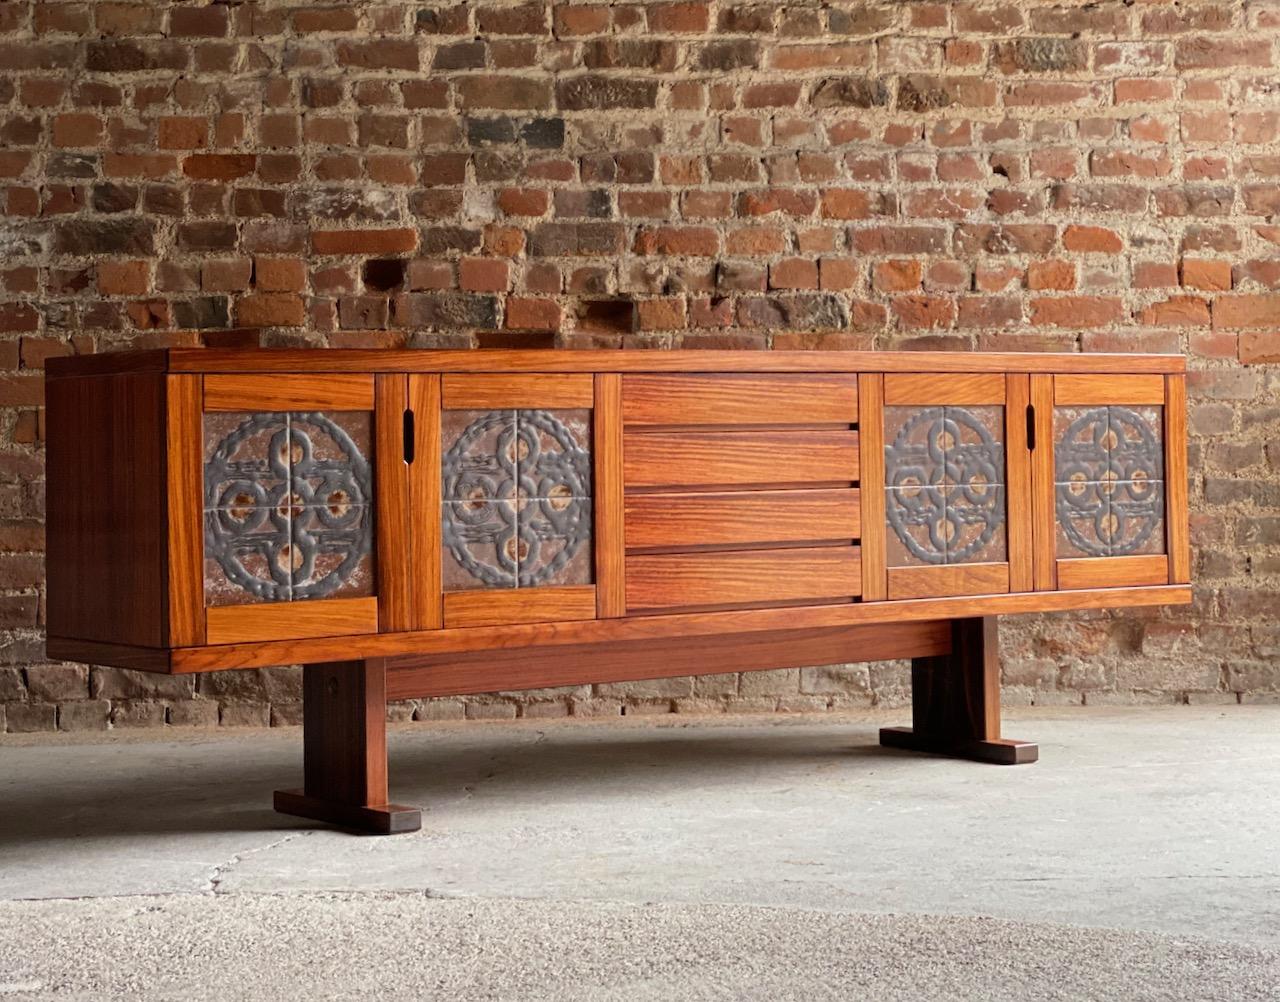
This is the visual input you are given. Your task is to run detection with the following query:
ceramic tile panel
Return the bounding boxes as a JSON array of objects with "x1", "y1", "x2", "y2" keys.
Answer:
[
  {"x1": 442, "y1": 408, "x2": 594, "y2": 590},
  {"x1": 203, "y1": 411, "x2": 376, "y2": 606},
  {"x1": 1054, "y1": 405, "x2": 1165, "y2": 558},
  {"x1": 885, "y1": 405, "x2": 1007, "y2": 568}
]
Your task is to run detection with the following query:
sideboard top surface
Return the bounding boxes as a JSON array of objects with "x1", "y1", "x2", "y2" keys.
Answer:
[{"x1": 46, "y1": 348, "x2": 1188, "y2": 380}]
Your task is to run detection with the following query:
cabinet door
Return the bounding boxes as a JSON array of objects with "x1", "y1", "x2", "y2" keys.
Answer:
[
  {"x1": 193, "y1": 374, "x2": 411, "y2": 644},
  {"x1": 435, "y1": 373, "x2": 618, "y2": 628},
  {"x1": 869, "y1": 373, "x2": 1033, "y2": 600},
  {"x1": 1032, "y1": 373, "x2": 1188, "y2": 590}
]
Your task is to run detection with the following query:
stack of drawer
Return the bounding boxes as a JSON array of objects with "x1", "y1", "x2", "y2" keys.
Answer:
[{"x1": 620, "y1": 374, "x2": 862, "y2": 614}]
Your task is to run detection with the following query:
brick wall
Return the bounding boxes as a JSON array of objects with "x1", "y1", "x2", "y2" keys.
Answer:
[{"x1": 0, "y1": 0, "x2": 1276, "y2": 732}]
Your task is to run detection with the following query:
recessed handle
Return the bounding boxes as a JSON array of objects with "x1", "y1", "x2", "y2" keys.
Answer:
[
  {"x1": 403, "y1": 409, "x2": 415, "y2": 464},
  {"x1": 1026, "y1": 404, "x2": 1036, "y2": 451}
]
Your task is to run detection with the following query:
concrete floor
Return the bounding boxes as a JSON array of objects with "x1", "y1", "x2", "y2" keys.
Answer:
[{"x1": 1, "y1": 706, "x2": 1278, "y2": 999}]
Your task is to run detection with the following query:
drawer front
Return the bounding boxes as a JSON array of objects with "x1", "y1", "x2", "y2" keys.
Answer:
[
  {"x1": 623, "y1": 431, "x2": 859, "y2": 489},
  {"x1": 625, "y1": 489, "x2": 860, "y2": 550},
  {"x1": 622, "y1": 374, "x2": 857, "y2": 426},
  {"x1": 626, "y1": 547, "x2": 862, "y2": 613}
]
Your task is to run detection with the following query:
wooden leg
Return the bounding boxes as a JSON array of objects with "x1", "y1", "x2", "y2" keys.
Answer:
[
  {"x1": 274, "y1": 658, "x2": 422, "y2": 834},
  {"x1": 879, "y1": 616, "x2": 1038, "y2": 765}
]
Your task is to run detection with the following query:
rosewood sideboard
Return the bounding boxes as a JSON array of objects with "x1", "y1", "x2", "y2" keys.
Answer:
[{"x1": 45, "y1": 350, "x2": 1191, "y2": 834}]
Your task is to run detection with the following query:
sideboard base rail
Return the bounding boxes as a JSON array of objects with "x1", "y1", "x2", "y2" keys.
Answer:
[
  {"x1": 275, "y1": 616, "x2": 1035, "y2": 836},
  {"x1": 880, "y1": 616, "x2": 1039, "y2": 765},
  {"x1": 274, "y1": 658, "x2": 422, "y2": 836}
]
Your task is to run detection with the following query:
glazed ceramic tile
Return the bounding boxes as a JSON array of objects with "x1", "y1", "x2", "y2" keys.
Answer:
[
  {"x1": 203, "y1": 506, "x2": 293, "y2": 605},
  {"x1": 1107, "y1": 479, "x2": 1166, "y2": 556},
  {"x1": 288, "y1": 411, "x2": 374, "y2": 509},
  {"x1": 517, "y1": 494, "x2": 595, "y2": 586},
  {"x1": 885, "y1": 485, "x2": 949, "y2": 567},
  {"x1": 1054, "y1": 404, "x2": 1164, "y2": 558},
  {"x1": 203, "y1": 411, "x2": 289, "y2": 510},
  {"x1": 442, "y1": 410, "x2": 519, "y2": 503},
  {"x1": 441, "y1": 407, "x2": 595, "y2": 590},
  {"x1": 1108, "y1": 405, "x2": 1164, "y2": 482},
  {"x1": 291, "y1": 503, "x2": 376, "y2": 600},
  {"x1": 442, "y1": 499, "x2": 520, "y2": 590},
  {"x1": 204, "y1": 408, "x2": 377, "y2": 607},
  {"x1": 516, "y1": 409, "x2": 593, "y2": 500},
  {"x1": 941, "y1": 405, "x2": 1005, "y2": 491},
  {"x1": 942, "y1": 482, "x2": 1007, "y2": 564},
  {"x1": 884, "y1": 406, "x2": 947, "y2": 491}
]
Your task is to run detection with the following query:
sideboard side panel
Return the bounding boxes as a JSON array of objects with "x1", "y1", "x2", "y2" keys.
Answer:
[
  {"x1": 166, "y1": 375, "x2": 205, "y2": 647},
  {"x1": 46, "y1": 372, "x2": 169, "y2": 648}
]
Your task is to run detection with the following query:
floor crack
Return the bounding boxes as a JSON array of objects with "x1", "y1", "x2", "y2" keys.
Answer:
[{"x1": 204, "y1": 830, "x2": 314, "y2": 894}]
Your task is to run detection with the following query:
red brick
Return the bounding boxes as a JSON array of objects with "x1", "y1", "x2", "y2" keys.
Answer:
[
  {"x1": 892, "y1": 296, "x2": 955, "y2": 329},
  {"x1": 459, "y1": 257, "x2": 510, "y2": 292},
  {"x1": 1063, "y1": 225, "x2": 1123, "y2": 254},
  {"x1": 1214, "y1": 295, "x2": 1280, "y2": 329},
  {"x1": 52, "y1": 113, "x2": 103, "y2": 148},
  {"x1": 646, "y1": 2, "x2": 710, "y2": 32},
  {"x1": 636, "y1": 297, "x2": 687, "y2": 330},
  {"x1": 201, "y1": 258, "x2": 252, "y2": 292},
  {"x1": 1027, "y1": 260, "x2": 1075, "y2": 291},
  {"x1": 818, "y1": 259, "x2": 858, "y2": 291},
  {"x1": 505, "y1": 297, "x2": 561, "y2": 331},
  {"x1": 235, "y1": 293, "x2": 306, "y2": 327},
  {"x1": 1030, "y1": 296, "x2": 1125, "y2": 327},
  {"x1": 182, "y1": 154, "x2": 255, "y2": 181},
  {"x1": 1137, "y1": 296, "x2": 1211, "y2": 328},
  {"x1": 1181, "y1": 259, "x2": 1232, "y2": 292},
  {"x1": 633, "y1": 226, "x2": 718, "y2": 256},
  {"x1": 873, "y1": 259, "x2": 922, "y2": 292},
  {"x1": 96, "y1": 260, "x2": 149, "y2": 296},
  {"x1": 1240, "y1": 332, "x2": 1280, "y2": 363},
  {"x1": 255, "y1": 258, "x2": 306, "y2": 292},
  {"x1": 769, "y1": 259, "x2": 819, "y2": 290},
  {"x1": 312, "y1": 228, "x2": 419, "y2": 255}
]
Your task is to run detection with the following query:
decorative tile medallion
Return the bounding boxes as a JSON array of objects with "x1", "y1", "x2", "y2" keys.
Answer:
[
  {"x1": 1055, "y1": 406, "x2": 1165, "y2": 559},
  {"x1": 884, "y1": 406, "x2": 1007, "y2": 566},
  {"x1": 203, "y1": 411, "x2": 375, "y2": 605},
  {"x1": 442, "y1": 408, "x2": 593, "y2": 590}
]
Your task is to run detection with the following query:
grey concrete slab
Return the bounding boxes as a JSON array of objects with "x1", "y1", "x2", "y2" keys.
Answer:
[
  {"x1": 2, "y1": 893, "x2": 1278, "y2": 1002},
  {"x1": 2, "y1": 707, "x2": 1278, "y2": 951}
]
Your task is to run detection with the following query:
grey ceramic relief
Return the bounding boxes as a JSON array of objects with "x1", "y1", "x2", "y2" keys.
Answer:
[
  {"x1": 884, "y1": 406, "x2": 1007, "y2": 567},
  {"x1": 203, "y1": 412, "x2": 375, "y2": 605},
  {"x1": 441, "y1": 409, "x2": 593, "y2": 590},
  {"x1": 1055, "y1": 406, "x2": 1165, "y2": 559}
]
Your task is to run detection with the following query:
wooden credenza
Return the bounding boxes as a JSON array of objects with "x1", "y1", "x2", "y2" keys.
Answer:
[{"x1": 45, "y1": 350, "x2": 1190, "y2": 833}]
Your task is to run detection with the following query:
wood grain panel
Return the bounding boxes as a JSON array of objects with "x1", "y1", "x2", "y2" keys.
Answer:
[
  {"x1": 626, "y1": 547, "x2": 861, "y2": 611},
  {"x1": 594, "y1": 374, "x2": 626, "y2": 617},
  {"x1": 621, "y1": 374, "x2": 856, "y2": 426},
  {"x1": 625, "y1": 489, "x2": 860, "y2": 550},
  {"x1": 409, "y1": 374, "x2": 442, "y2": 630},
  {"x1": 156, "y1": 349, "x2": 1187, "y2": 376},
  {"x1": 1165, "y1": 374, "x2": 1190, "y2": 584},
  {"x1": 1053, "y1": 374, "x2": 1165, "y2": 406},
  {"x1": 387, "y1": 620, "x2": 952, "y2": 700},
  {"x1": 203, "y1": 373, "x2": 374, "y2": 411},
  {"x1": 858, "y1": 373, "x2": 887, "y2": 601},
  {"x1": 884, "y1": 373, "x2": 1005, "y2": 405},
  {"x1": 375, "y1": 375, "x2": 413, "y2": 633},
  {"x1": 44, "y1": 637, "x2": 173, "y2": 674},
  {"x1": 1004, "y1": 374, "x2": 1034, "y2": 594},
  {"x1": 623, "y1": 431, "x2": 858, "y2": 488},
  {"x1": 166, "y1": 375, "x2": 205, "y2": 646},
  {"x1": 1056, "y1": 554, "x2": 1169, "y2": 591},
  {"x1": 173, "y1": 584, "x2": 1192, "y2": 672},
  {"x1": 887, "y1": 563, "x2": 1010, "y2": 601},
  {"x1": 205, "y1": 596, "x2": 378, "y2": 644},
  {"x1": 441, "y1": 373, "x2": 593, "y2": 410},
  {"x1": 1030, "y1": 374, "x2": 1057, "y2": 592},
  {"x1": 442, "y1": 586, "x2": 597, "y2": 629},
  {"x1": 46, "y1": 372, "x2": 168, "y2": 648}
]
